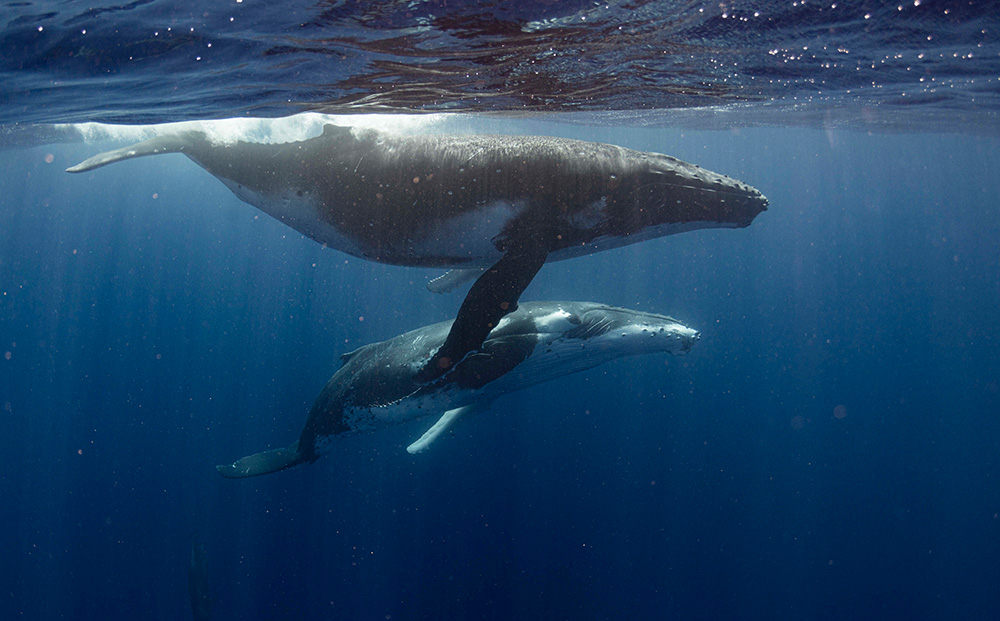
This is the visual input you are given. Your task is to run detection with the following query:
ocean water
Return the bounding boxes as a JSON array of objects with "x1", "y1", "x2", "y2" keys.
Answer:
[
  {"x1": 2, "y1": 0, "x2": 999, "y2": 129},
  {"x1": 2, "y1": 2, "x2": 1000, "y2": 621}
]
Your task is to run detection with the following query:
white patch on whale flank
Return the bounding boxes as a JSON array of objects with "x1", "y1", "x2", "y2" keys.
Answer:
[
  {"x1": 216, "y1": 178, "x2": 367, "y2": 257},
  {"x1": 533, "y1": 307, "x2": 577, "y2": 336},
  {"x1": 409, "y1": 199, "x2": 527, "y2": 264}
]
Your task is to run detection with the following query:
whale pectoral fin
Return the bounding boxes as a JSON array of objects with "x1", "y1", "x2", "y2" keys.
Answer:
[
  {"x1": 66, "y1": 132, "x2": 199, "y2": 173},
  {"x1": 216, "y1": 440, "x2": 305, "y2": 478},
  {"x1": 407, "y1": 404, "x2": 479, "y2": 454},
  {"x1": 415, "y1": 240, "x2": 549, "y2": 382},
  {"x1": 426, "y1": 268, "x2": 485, "y2": 294}
]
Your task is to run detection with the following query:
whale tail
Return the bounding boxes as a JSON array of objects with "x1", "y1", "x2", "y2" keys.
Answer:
[
  {"x1": 66, "y1": 131, "x2": 201, "y2": 173},
  {"x1": 216, "y1": 441, "x2": 307, "y2": 478}
]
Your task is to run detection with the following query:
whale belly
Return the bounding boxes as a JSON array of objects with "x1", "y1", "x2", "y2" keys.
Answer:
[
  {"x1": 334, "y1": 388, "x2": 482, "y2": 437},
  {"x1": 219, "y1": 178, "x2": 368, "y2": 257},
  {"x1": 407, "y1": 200, "x2": 527, "y2": 266}
]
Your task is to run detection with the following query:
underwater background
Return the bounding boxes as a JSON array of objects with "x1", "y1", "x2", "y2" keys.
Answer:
[{"x1": 2, "y1": 1, "x2": 1000, "y2": 620}]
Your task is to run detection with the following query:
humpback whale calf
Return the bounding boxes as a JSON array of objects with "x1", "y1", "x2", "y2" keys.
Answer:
[
  {"x1": 68, "y1": 125, "x2": 762, "y2": 379},
  {"x1": 216, "y1": 301, "x2": 699, "y2": 478}
]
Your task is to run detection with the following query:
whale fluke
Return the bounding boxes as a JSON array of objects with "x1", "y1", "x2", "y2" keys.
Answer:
[
  {"x1": 66, "y1": 132, "x2": 200, "y2": 173},
  {"x1": 215, "y1": 441, "x2": 306, "y2": 478}
]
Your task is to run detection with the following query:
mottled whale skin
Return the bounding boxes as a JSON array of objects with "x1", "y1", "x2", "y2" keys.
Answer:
[
  {"x1": 216, "y1": 301, "x2": 699, "y2": 478},
  {"x1": 68, "y1": 125, "x2": 761, "y2": 378}
]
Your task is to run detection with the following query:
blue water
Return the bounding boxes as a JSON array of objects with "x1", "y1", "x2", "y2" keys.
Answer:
[
  {"x1": 3, "y1": 121, "x2": 998, "y2": 619},
  {"x1": 2, "y1": 0, "x2": 999, "y2": 129},
  {"x1": 2, "y1": 2, "x2": 1000, "y2": 620}
]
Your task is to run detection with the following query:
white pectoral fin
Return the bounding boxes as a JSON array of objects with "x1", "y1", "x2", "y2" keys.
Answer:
[
  {"x1": 426, "y1": 268, "x2": 485, "y2": 294},
  {"x1": 407, "y1": 405, "x2": 478, "y2": 454}
]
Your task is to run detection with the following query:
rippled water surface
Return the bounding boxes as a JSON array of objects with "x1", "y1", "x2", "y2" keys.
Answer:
[{"x1": 2, "y1": 0, "x2": 998, "y2": 129}]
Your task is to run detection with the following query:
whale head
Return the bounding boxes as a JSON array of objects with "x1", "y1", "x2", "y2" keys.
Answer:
[
  {"x1": 539, "y1": 301, "x2": 699, "y2": 353},
  {"x1": 614, "y1": 152, "x2": 768, "y2": 235},
  {"x1": 493, "y1": 302, "x2": 700, "y2": 387}
]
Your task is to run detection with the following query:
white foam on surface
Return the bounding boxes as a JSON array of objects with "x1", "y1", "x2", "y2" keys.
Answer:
[{"x1": 70, "y1": 113, "x2": 458, "y2": 147}]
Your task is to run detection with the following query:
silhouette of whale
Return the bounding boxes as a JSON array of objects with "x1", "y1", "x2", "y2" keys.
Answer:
[
  {"x1": 216, "y1": 301, "x2": 699, "y2": 478},
  {"x1": 69, "y1": 124, "x2": 763, "y2": 379}
]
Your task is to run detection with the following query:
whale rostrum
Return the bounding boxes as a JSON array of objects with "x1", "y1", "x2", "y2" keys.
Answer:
[
  {"x1": 215, "y1": 301, "x2": 700, "y2": 478},
  {"x1": 68, "y1": 124, "x2": 764, "y2": 379}
]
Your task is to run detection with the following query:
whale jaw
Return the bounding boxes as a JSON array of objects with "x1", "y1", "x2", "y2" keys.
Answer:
[{"x1": 492, "y1": 304, "x2": 699, "y2": 390}]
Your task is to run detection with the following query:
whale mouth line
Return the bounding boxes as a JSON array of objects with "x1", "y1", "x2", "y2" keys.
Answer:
[{"x1": 638, "y1": 180, "x2": 767, "y2": 202}]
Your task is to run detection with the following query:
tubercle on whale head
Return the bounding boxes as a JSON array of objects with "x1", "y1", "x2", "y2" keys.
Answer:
[
  {"x1": 681, "y1": 329, "x2": 701, "y2": 352},
  {"x1": 568, "y1": 305, "x2": 700, "y2": 356},
  {"x1": 625, "y1": 155, "x2": 768, "y2": 229}
]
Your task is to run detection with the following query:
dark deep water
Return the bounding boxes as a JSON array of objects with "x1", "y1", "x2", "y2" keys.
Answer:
[
  {"x1": 2, "y1": 121, "x2": 999, "y2": 620},
  {"x1": 2, "y1": 1, "x2": 1000, "y2": 620}
]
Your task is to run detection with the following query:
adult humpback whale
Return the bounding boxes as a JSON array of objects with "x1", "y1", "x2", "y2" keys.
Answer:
[
  {"x1": 216, "y1": 301, "x2": 699, "y2": 478},
  {"x1": 68, "y1": 124, "x2": 762, "y2": 378}
]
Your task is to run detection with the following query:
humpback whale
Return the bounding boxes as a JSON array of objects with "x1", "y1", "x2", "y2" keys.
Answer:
[
  {"x1": 68, "y1": 125, "x2": 762, "y2": 378},
  {"x1": 216, "y1": 301, "x2": 699, "y2": 478}
]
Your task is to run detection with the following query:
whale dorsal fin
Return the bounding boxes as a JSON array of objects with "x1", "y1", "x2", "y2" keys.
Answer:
[
  {"x1": 321, "y1": 124, "x2": 352, "y2": 138},
  {"x1": 340, "y1": 346, "x2": 365, "y2": 365}
]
